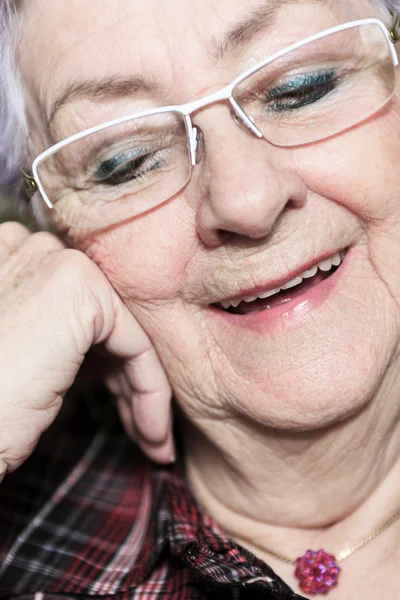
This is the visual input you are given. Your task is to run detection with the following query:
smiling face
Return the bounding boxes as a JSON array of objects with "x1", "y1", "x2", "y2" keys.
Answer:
[{"x1": 20, "y1": 0, "x2": 400, "y2": 434}]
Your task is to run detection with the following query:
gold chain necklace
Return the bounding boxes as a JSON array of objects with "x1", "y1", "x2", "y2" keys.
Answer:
[{"x1": 241, "y1": 510, "x2": 400, "y2": 596}]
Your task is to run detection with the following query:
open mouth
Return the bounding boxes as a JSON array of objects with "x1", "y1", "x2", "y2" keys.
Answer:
[{"x1": 213, "y1": 250, "x2": 347, "y2": 315}]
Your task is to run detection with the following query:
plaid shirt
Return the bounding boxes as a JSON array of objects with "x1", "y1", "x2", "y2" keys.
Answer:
[{"x1": 0, "y1": 393, "x2": 305, "y2": 600}]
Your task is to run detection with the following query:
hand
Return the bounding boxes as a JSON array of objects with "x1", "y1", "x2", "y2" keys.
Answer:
[{"x1": 0, "y1": 222, "x2": 174, "y2": 481}]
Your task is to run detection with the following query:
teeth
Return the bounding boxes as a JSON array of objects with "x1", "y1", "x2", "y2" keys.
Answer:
[
  {"x1": 318, "y1": 258, "x2": 334, "y2": 272},
  {"x1": 221, "y1": 300, "x2": 232, "y2": 310},
  {"x1": 230, "y1": 298, "x2": 242, "y2": 308},
  {"x1": 218, "y1": 250, "x2": 346, "y2": 310},
  {"x1": 302, "y1": 265, "x2": 318, "y2": 279},
  {"x1": 258, "y1": 287, "x2": 280, "y2": 299},
  {"x1": 281, "y1": 276, "x2": 303, "y2": 290},
  {"x1": 243, "y1": 294, "x2": 258, "y2": 303}
]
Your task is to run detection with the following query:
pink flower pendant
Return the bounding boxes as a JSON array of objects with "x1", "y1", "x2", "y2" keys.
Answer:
[{"x1": 295, "y1": 549, "x2": 341, "y2": 595}]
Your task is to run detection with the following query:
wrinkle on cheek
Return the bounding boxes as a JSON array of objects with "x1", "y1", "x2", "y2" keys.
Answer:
[
  {"x1": 182, "y1": 312, "x2": 265, "y2": 408},
  {"x1": 79, "y1": 228, "x2": 191, "y2": 304},
  {"x1": 365, "y1": 227, "x2": 400, "y2": 311}
]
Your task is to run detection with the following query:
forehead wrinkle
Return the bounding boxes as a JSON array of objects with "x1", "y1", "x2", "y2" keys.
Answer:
[{"x1": 211, "y1": 0, "x2": 328, "y2": 61}]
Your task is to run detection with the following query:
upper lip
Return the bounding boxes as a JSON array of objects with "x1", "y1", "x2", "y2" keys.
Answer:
[{"x1": 209, "y1": 248, "x2": 346, "y2": 306}]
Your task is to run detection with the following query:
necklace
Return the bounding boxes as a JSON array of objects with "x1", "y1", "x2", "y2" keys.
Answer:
[{"x1": 243, "y1": 510, "x2": 400, "y2": 596}]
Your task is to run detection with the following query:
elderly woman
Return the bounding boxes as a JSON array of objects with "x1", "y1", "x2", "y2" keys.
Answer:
[{"x1": 1, "y1": 0, "x2": 400, "y2": 598}]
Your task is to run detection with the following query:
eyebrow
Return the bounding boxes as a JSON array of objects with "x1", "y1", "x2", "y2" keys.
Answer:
[
  {"x1": 48, "y1": 75, "x2": 158, "y2": 126},
  {"x1": 48, "y1": 0, "x2": 324, "y2": 125}
]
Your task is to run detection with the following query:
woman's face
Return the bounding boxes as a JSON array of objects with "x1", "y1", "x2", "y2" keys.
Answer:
[{"x1": 20, "y1": 0, "x2": 400, "y2": 431}]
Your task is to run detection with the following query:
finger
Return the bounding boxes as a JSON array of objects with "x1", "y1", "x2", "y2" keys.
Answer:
[
  {"x1": 131, "y1": 386, "x2": 175, "y2": 463},
  {"x1": 126, "y1": 353, "x2": 171, "y2": 444},
  {"x1": 0, "y1": 222, "x2": 31, "y2": 260},
  {"x1": 118, "y1": 369, "x2": 134, "y2": 403},
  {"x1": 126, "y1": 361, "x2": 175, "y2": 464},
  {"x1": 116, "y1": 396, "x2": 137, "y2": 441},
  {"x1": 99, "y1": 296, "x2": 174, "y2": 462},
  {"x1": 135, "y1": 427, "x2": 175, "y2": 465},
  {"x1": 117, "y1": 393, "x2": 174, "y2": 464},
  {"x1": 104, "y1": 373, "x2": 122, "y2": 397},
  {"x1": 109, "y1": 369, "x2": 175, "y2": 463},
  {"x1": 106, "y1": 371, "x2": 136, "y2": 433},
  {"x1": 120, "y1": 368, "x2": 175, "y2": 464}
]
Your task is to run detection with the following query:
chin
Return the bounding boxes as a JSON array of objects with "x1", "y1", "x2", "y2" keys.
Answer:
[{"x1": 214, "y1": 307, "x2": 397, "y2": 433}]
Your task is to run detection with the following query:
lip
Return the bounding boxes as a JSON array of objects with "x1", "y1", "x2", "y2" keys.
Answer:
[
  {"x1": 210, "y1": 248, "x2": 347, "y2": 307},
  {"x1": 207, "y1": 247, "x2": 351, "y2": 330}
]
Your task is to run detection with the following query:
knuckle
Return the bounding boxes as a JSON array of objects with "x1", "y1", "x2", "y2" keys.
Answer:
[
  {"x1": 31, "y1": 246, "x2": 102, "y2": 303},
  {"x1": 0, "y1": 221, "x2": 30, "y2": 246},
  {"x1": 50, "y1": 249, "x2": 108, "y2": 321},
  {"x1": 0, "y1": 221, "x2": 30, "y2": 237},
  {"x1": 26, "y1": 230, "x2": 65, "y2": 253},
  {"x1": 62, "y1": 247, "x2": 94, "y2": 270},
  {"x1": 52, "y1": 248, "x2": 101, "y2": 287}
]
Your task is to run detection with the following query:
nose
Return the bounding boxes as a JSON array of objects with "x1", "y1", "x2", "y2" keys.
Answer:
[{"x1": 192, "y1": 112, "x2": 308, "y2": 247}]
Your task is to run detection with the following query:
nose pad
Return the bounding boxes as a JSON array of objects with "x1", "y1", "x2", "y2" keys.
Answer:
[
  {"x1": 191, "y1": 126, "x2": 205, "y2": 165},
  {"x1": 231, "y1": 111, "x2": 259, "y2": 136}
]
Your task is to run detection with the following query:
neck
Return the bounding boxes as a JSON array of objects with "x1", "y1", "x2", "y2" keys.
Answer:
[{"x1": 183, "y1": 379, "x2": 400, "y2": 558}]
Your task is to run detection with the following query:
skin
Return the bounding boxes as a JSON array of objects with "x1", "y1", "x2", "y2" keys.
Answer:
[{"x1": 8, "y1": 0, "x2": 400, "y2": 596}]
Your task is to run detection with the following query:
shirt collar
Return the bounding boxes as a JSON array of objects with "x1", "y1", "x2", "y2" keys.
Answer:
[{"x1": 0, "y1": 415, "x2": 301, "y2": 599}]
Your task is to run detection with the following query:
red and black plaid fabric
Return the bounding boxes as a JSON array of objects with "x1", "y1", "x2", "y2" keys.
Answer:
[{"x1": 0, "y1": 394, "x2": 304, "y2": 600}]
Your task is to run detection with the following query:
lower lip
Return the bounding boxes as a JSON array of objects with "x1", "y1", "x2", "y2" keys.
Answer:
[{"x1": 208, "y1": 250, "x2": 352, "y2": 332}]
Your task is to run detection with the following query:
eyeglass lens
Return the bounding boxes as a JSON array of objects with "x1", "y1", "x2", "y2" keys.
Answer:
[
  {"x1": 37, "y1": 22, "x2": 395, "y2": 228},
  {"x1": 233, "y1": 23, "x2": 395, "y2": 147}
]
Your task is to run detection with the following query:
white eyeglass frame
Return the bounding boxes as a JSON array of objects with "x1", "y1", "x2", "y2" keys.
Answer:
[{"x1": 29, "y1": 17, "x2": 398, "y2": 212}]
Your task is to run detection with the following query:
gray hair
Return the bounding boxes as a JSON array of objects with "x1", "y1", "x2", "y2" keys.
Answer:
[
  {"x1": 0, "y1": 0, "x2": 25, "y2": 190},
  {"x1": 0, "y1": 0, "x2": 399, "y2": 193}
]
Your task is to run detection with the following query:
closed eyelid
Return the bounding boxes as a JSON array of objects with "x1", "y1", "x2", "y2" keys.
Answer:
[
  {"x1": 95, "y1": 149, "x2": 145, "y2": 179},
  {"x1": 268, "y1": 71, "x2": 337, "y2": 93}
]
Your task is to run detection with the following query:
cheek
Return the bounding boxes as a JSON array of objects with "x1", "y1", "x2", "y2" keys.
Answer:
[
  {"x1": 74, "y1": 204, "x2": 217, "y2": 400},
  {"x1": 76, "y1": 199, "x2": 199, "y2": 304},
  {"x1": 292, "y1": 100, "x2": 400, "y2": 224},
  {"x1": 291, "y1": 101, "x2": 400, "y2": 299}
]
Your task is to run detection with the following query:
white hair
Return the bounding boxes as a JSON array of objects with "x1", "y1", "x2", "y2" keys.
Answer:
[
  {"x1": 0, "y1": 0, "x2": 26, "y2": 190},
  {"x1": 0, "y1": 0, "x2": 399, "y2": 192}
]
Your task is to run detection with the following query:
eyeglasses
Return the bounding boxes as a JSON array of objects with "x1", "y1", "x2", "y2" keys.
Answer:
[{"x1": 25, "y1": 17, "x2": 400, "y2": 229}]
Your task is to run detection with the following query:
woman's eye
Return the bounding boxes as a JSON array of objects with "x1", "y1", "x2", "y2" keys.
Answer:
[
  {"x1": 94, "y1": 152, "x2": 163, "y2": 187},
  {"x1": 265, "y1": 71, "x2": 338, "y2": 111}
]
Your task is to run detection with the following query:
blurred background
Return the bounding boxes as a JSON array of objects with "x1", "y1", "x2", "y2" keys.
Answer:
[
  {"x1": 0, "y1": 189, "x2": 37, "y2": 228},
  {"x1": 0, "y1": 193, "x2": 18, "y2": 222}
]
